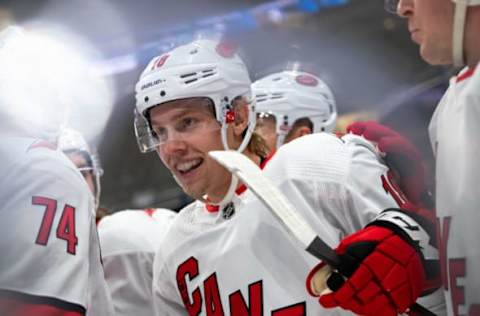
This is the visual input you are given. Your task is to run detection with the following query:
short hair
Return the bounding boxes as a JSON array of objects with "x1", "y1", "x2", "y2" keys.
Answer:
[{"x1": 284, "y1": 117, "x2": 314, "y2": 141}]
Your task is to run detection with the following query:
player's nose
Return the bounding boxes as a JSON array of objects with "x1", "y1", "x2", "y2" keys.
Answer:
[
  {"x1": 157, "y1": 139, "x2": 188, "y2": 161},
  {"x1": 397, "y1": 0, "x2": 414, "y2": 18}
]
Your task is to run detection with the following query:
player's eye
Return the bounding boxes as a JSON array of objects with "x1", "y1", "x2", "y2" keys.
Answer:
[{"x1": 177, "y1": 116, "x2": 199, "y2": 132}]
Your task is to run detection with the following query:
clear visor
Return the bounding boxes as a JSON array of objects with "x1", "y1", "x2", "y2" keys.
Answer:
[
  {"x1": 384, "y1": 0, "x2": 399, "y2": 13},
  {"x1": 64, "y1": 149, "x2": 103, "y2": 177},
  {"x1": 77, "y1": 166, "x2": 94, "y2": 174},
  {"x1": 135, "y1": 97, "x2": 222, "y2": 153}
]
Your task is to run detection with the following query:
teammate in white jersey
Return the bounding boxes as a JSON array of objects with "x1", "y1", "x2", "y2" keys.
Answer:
[
  {"x1": 97, "y1": 208, "x2": 177, "y2": 316},
  {"x1": 252, "y1": 70, "x2": 337, "y2": 153},
  {"x1": 134, "y1": 39, "x2": 443, "y2": 315},
  {"x1": 397, "y1": 0, "x2": 479, "y2": 314},
  {"x1": 57, "y1": 128, "x2": 178, "y2": 315},
  {"x1": 252, "y1": 70, "x2": 444, "y2": 315},
  {"x1": 0, "y1": 23, "x2": 114, "y2": 316},
  {"x1": 58, "y1": 128, "x2": 104, "y2": 212},
  {"x1": 307, "y1": 0, "x2": 480, "y2": 315}
]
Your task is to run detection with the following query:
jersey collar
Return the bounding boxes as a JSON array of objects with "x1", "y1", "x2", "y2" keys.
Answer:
[
  {"x1": 205, "y1": 152, "x2": 275, "y2": 213},
  {"x1": 456, "y1": 65, "x2": 476, "y2": 83}
]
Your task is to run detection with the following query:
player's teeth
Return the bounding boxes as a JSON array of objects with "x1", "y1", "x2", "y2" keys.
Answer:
[{"x1": 177, "y1": 159, "x2": 201, "y2": 172}]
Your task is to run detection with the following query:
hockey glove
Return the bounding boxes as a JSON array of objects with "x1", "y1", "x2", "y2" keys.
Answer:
[{"x1": 306, "y1": 209, "x2": 437, "y2": 316}]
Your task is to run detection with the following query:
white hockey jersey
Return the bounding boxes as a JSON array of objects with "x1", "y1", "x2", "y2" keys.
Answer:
[
  {"x1": 429, "y1": 65, "x2": 480, "y2": 316},
  {"x1": 152, "y1": 133, "x2": 445, "y2": 315},
  {"x1": 98, "y1": 208, "x2": 177, "y2": 316},
  {"x1": 0, "y1": 136, "x2": 114, "y2": 315}
]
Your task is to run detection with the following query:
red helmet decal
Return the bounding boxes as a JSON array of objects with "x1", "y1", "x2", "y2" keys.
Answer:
[
  {"x1": 225, "y1": 110, "x2": 236, "y2": 123},
  {"x1": 295, "y1": 74, "x2": 318, "y2": 87},
  {"x1": 152, "y1": 54, "x2": 170, "y2": 70},
  {"x1": 215, "y1": 40, "x2": 238, "y2": 58}
]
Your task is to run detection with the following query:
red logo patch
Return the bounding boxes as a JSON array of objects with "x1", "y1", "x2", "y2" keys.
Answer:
[
  {"x1": 295, "y1": 74, "x2": 318, "y2": 87},
  {"x1": 215, "y1": 40, "x2": 237, "y2": 58},
  {"x1": 152, "y1": 54, "x2": 170, "y2": 70}
]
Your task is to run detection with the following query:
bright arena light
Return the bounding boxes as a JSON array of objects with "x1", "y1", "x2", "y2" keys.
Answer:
[{"x1": 0, "y1": 25, "x2": 115, "y2": 143}]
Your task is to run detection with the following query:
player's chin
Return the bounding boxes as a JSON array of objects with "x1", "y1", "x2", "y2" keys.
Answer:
[
  {"x1": 183, "y1": 184, "x2": 206, "y2": 201},
  {"x1": 175, "y1": 176, "x2": 205, "y2": 200},
  {"x1": 420, "y1": 43, "x2": 453, "y2": 66}
]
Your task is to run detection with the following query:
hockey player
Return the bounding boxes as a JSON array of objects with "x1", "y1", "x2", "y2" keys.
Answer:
[
  {"x1": 252, "y1": 70, "x2": 337, "y2": 153},
  {"x1": 57, "y1": 128, "x2": 178, "y2": 315},
  {"x1": 97, "y1": 208, "x2": 177, "y2": 316},
  {"x1": 135, "y1": 39, "x2": 443, "y2": 315},
  {"x1": 307, "y1": 0, "x2": 479, "y2": 315},
  {"x1": 58, "y1": 128, "x2": 104, "y2": 212},
  {"x1": 0, "y1": 24, "x2": 114, "y2": 316},
  {"x1": 392, "y1": 4, "x2": 480, "y2": 313}
]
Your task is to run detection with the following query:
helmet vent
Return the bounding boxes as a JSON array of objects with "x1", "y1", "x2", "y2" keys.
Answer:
[
  {"x1": 255, "y1": 93, "x2": 268, "y2": 102},
  {"x1": 180, "y1": 72, "x2": 198, "y2": 85},
  {"x1": 270, "y1": 92, "x2": 285, "y2": 100},
  {"x1": 180, "y1": 68, "x2": 217, "y2": 85},
  {"x1": 184, "y1": 78, "x2": 198, "y2": 84},
  {"x1": 202, "y1": 68, "x2": 216, "y2": 78},
  {"x1": 180, "y1": 72, "x2": 197, "y2": 78}
]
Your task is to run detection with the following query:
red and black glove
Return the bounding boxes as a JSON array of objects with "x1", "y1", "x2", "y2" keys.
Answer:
[
  {"x1": 307, "y1": 209, "x2": 438, "y2": 316},
  {"x1": 347, "y1": 121, "x2": 430, "y2": 207}
]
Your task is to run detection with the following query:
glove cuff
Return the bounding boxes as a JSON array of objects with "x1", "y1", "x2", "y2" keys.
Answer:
[
  {"x1": 370, "y1": 208, "x2": 441, "y2": 294},
  {"x1": 370, "y1": 208, "x2": 438, "y2": 262}
]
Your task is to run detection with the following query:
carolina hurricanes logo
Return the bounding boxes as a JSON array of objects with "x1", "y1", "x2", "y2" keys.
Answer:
[
  {"x1": 152, "y1": 54, "x2": 170, "y2": 70},
  {"x1": 215, "y1": 40, "x2": 237, "y2": 58},
  {"x1": 295, "y1": 74, "x2": 318, "y2": 87}
]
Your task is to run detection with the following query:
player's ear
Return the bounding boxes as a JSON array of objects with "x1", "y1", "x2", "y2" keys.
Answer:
[
  {"x1": 285, "y1": 126, "x2": 312, "y2": 144},
  {"x1": 231, "y1": 97, "x2": 249, "y2": 138},
  {"x1": 297, "y1": 126, "x2": 312, "y2": 138}
]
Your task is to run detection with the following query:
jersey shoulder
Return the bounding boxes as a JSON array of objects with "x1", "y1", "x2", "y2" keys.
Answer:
[
  {"x1": 98, "y1": 209, "x2": 176, "y2": 257},
  {"x1": 265, "y1": 133, "x2": 383, "y2": 184},
  {"x1": 0, "y1": 137, "x2": 88, "y2": 196},
  {"x1": 0, "y1": 137, "x2": 95, "y2": 309}
]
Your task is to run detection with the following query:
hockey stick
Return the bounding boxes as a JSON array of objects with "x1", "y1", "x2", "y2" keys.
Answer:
[{"x1": 209, "y1": 150, "x2": 434, "y2": 316}]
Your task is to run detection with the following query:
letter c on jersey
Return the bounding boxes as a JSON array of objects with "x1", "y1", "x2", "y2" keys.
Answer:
[{"x1": 177, "y1": 257, "x2": 203, "y2": 315}]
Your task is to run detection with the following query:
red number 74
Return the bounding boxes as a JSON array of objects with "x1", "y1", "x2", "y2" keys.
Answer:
[{"x1": 32, "y1": 196, "x2": 78, "y2": 255}]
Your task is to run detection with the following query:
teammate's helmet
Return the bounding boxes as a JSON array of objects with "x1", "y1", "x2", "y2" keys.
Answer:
[
  {"x1": 58, "y1": 128, "x2": 103, "y2": 208},
  {"x1": 134, "y1": 39, "x2": 255, "y2": 154},
  {"x1": 0, "y1": 26, "x2": 69, "y2": 142},
  {"x1": 385, "y1": 0, "x2": 480, "y2": 66},
  {"x1": 252, "y1": 70, "x2": 336, "y2": 147}
]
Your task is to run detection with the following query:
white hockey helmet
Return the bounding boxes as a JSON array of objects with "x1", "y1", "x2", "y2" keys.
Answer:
[
  {"x1": 58, "y1": 128, "x2": 104, "y2": 208},
  {"x1": 0, "y1": 26, "x2": 70, "y2": 142},
  {"x1": 385, "y1": 0, "x2": 480, "y2": 67},
  {"x1": 134, "y1": 39, "x2": 255, "y2": 154},
  {"x1": 252, "y1": 70, "x2": 337, "y2": 147}
]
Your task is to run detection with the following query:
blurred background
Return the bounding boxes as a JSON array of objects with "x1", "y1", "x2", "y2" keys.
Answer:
[{"x1": 3, "y1": 0, "x2": 451, "y2": 212}]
